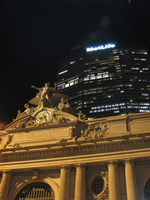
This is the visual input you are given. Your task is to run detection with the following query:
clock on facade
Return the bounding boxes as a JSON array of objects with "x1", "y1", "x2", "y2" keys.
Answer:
[{"x1": 35, "y1": 110, "x2": 52, "y2": 123}]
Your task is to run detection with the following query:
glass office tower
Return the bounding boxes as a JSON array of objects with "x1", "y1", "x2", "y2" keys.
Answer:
[{"x1": 57, "y1": 43, "x2": 150, "y2": 119}]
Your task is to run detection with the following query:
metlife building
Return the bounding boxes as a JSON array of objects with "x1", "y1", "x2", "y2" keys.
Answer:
[{"x1": 57, "y1": 43, "x2": 150, "y2": 119}]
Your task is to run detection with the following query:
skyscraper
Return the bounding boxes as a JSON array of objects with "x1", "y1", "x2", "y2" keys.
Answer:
[{"x1": 57, "y1": 43, "x2": 150, "y2": 119}]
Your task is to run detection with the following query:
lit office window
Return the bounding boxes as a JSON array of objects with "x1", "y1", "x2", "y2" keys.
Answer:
[
  {"x1": 65, "y1": 83, "x2": 69, "y2": 88},
  {"x1": 75, "y1": 80, "x2": 79, "y2": 84},
  {"x1": 143, "y1": 68, "x2": 149, "y2": 70},
  {"x1": 142, "y1": 93, "x2": 149, "y2": 96},
  {"x1": 103, "y1": 72, "x2": 109, "y2": 78},
  {"x1": 70, "y1": 60, "x2": 76, "y2": 64},
  {"x1": 70, "y1": 82, "x2": 74, "y2": 86},
  {"x1": 97, "y1": 73, "x2": 102, "y2": 79},
  {"x1": 134, "y1": 58, "x2": 147, "y2": 61},
  {"x1": 131, "y1": 68, "x2": 140, "y2": 70},
  {"x1": 114, "y1": 110, "x2": 120, "y2": 113},
  {"x1": 90, "y1": 76, "x2": 96, "y2": 80},
  {"x1": 84, "y1": 77, "x2": 89, "y2": 81},
  {"x1": 58, "y1": 70, "x2": 68, "y2": 75},
  {"x1": 79, "y1": 57, "x2": 84, "y2": 60}
]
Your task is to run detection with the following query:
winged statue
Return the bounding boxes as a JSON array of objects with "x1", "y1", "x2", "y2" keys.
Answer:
[{"x1": 28, "y1": 82, "x2": 68, "y2": 108}]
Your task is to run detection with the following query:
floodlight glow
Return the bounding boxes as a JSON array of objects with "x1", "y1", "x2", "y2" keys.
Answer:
[{"x1": 86, "y1": 43, "x2": 116, "y2": 52}]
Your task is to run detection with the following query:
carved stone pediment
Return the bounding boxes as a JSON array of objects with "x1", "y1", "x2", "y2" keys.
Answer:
[{"x1": 5, "y1": 108, "x2": 78, "y2": 130}]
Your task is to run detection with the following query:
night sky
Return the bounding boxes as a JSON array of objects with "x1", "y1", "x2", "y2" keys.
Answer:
[{"x1": 1, "y1": 0, "x2": 150, "y2": 128}]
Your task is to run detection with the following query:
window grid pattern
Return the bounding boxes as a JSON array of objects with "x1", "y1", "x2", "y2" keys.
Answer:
[
  {"x1": 91, "y1": 176, "x2": 104, "y2": 195},
  {"x1": 15, "y1": 182, "x2": 55, "y2": 200},
  {"x1": 57, "y1": 47, "x2": 150, "y2": 118},
  {"x1": 144, "y1": 178, "x2": 150, "y2": 200}
]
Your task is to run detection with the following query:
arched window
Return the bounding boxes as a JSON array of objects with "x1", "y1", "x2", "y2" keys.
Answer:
[
  {"x1": 15, "y1": 182, "x2": 55, "y2": 200},
  {"x1": 144, "y1": 178, "x2": 150, "y2": 200}
]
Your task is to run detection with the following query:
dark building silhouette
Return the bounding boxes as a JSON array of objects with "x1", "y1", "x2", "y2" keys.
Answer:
[{"x1": 57, "y1": 43, "x2": 150, "y2": 119}]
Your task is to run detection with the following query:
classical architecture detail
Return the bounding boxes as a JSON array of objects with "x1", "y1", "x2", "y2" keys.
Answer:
[
  {"x1": 4, "y1": 83, "x2": 77, "y2": 130},
  {"x1": 15, "y1": 104, "x2": 36, "y2": 121},
  {"x1": 1, "y1": 83, "x2": 150, "y2": 200},
  {"x1": 14, "y1": 111, "x2": 70, "y2": 129},
  {"x1": 87, "y1": 170, "x2": 108, "y2": 200},
  {"x1": 32, "y1": 169, "x2": 39, "y2": 180},
  {"x1": 83, "y1": 123, "x2": 109, "y2": 139},
  {"x1": 15, "y1": 182, "x2": 55, "y2": 200},
  {"x1": 57, "y1": 98, "x2": 70, "y2": 111},
  {"x1": 3, "y1": 134, "x2": 13, "y2": 149},
  {"x1": 12, "y1": 143, "x2": 21, "y2": 148},
  {"x1": 30, "y1": 82, "x2": 58, "y2": 108},
  {"x1": 78, "y1": 111, "x2": 86, "y2": 121}
]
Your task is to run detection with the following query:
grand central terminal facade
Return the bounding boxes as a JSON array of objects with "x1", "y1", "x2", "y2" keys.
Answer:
[{"x1": 0, "y1": 83, "x2": 150, "y2": 200}]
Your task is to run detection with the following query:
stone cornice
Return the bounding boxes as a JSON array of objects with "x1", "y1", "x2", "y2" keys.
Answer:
[
  {"x1": 0, "y1": 134, "x2": 150, "y2": 160},
  {"x1": 1, "y1": 147, "x2": 150, "y2": 172}
]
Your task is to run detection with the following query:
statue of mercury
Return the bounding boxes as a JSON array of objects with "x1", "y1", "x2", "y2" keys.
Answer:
[{"x1": 31, "y1": 82, "x2": 58, "y2": 108}]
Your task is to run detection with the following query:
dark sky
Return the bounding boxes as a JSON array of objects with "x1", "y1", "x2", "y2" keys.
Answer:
[{"x1": 1, "y1": 0, "x2": 150, "y2": 126}]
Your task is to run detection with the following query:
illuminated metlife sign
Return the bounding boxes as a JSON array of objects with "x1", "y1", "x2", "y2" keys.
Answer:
[{"x1": 86, "y1": 43, "x2": 116, "y2": 52}]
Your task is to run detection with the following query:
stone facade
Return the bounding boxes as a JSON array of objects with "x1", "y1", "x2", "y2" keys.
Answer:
[
  {"x1": 0, "y1": 110, "x2": 150, "y2": 200},
  {"x1": 0, "y1": 83, "x2": 150, "y2": 200}
]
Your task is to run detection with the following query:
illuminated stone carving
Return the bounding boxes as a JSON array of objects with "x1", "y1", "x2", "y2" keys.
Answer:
[
  {"x1": 57, "y1": 98, "x2": 70, "y2": 111},
  {"x1": 8, "y1": 83, "x2": 78, "y2": 129},
  {"x1": 83, "y1": 123, "x2": 109, "y2": 139},
  {"x1": 14, "y1": 112, "x2": 70, "y2": 129},
  {"x1": 87, "y1": 170, "x2": 108, "y2": 200},
  {"x1": 78, "y1": 111, "x2": 86, "y2": 121},
  {"x1": 3, "y1": 134, "x2": 13, "y2": 149},
  {"x1": 28, "y1": 82, "x2": 68, "y2": 108},
  {"x1": 13, "y1": 143, "x2": 21, "y2": 148}
]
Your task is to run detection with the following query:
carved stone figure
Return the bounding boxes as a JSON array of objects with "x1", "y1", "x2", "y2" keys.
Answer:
[
  {"x1": 28, "y1": 82, "x2": 68, "y2": 108},
  {"x1": 78, "y1": 111, "x2": 86, "y2": 120},
  {"x1": 15, "y1": 104, "x2": 32, "y2": 120},
  {"x1": 16, "y1": 110, "x2": 22, "y2": 120},
  {"x1": 23, "y1": 103, "x2": 31, "y2": 115},
  {"x1": 58, "y1": 98, "x2": 70, "y2": 111},
  {"x1": 30, "y1": 82, "x2": 57, "y2": 108}
]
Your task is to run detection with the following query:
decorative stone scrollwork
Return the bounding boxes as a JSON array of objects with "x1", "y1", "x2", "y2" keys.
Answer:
[
  {"x1": 57, "y1": 98, "x2": 70, "y2": 111},
  {"x1": 87, "y1": 170, "x2": 108, "y2": 200},
  {"x1": 15, "y1": 111, "x2": 69, "y2": 129},
  {"x1": 83, "y1": 123, "x2": 109, "y2": 140},
  {"x1": 3, "y1": 134, "x2": 13, "y2": 149},
  {"x1": 5, "y1": 83, "x2": 77, "y2": 130}
]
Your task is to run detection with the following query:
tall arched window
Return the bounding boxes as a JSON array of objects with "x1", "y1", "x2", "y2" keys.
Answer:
[
  {"x1": 144, "y1": 178, "x2": 150, "y2": 200},
  {"x1": 15, "y1": 182, "x2": 55, "y2": 200}
]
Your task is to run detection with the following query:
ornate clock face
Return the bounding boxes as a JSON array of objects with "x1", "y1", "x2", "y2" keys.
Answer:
[{"x1": 35, "y1": 110, "x2": 52, "y2": 123}]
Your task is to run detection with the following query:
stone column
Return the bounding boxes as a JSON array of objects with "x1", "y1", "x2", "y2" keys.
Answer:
[
  {"x1": 1, "y1": 170, "x2": 12, "y2": 200},
  {"x1": 58, "y1": 166, "x2": 70, "y2": 200},
  {"x1": 125, "y1": 159, "x2": 138, "y2": 200},
  {"x1": 108, "y1": 161, "x2": 120, "y2": 200},
  {"x1": 74, "y1": 164, "x2": 86, "y2": 200}
]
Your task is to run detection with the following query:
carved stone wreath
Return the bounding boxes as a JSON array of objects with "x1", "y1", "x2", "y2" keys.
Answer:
[
  {"x1": 86, "y1": 170, "x2": 108, "y2": 200},
  {"x1": 83, "y1": 123, "x2": 109, "y2": 140}
]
